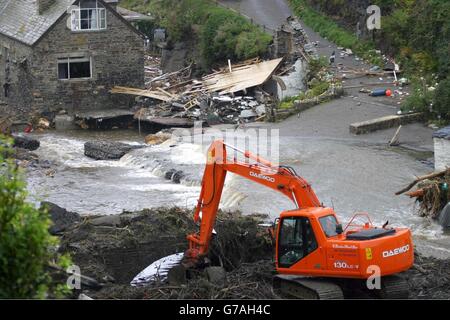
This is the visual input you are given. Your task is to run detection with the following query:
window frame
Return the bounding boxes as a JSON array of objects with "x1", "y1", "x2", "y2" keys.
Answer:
[
  {"x1": 71, "y1": 1, "x2": 107, "y2": 32},
  {"x1": 57, "y1": 56, "x2": 92, "y2": 81},
  {"x1": 319, "y1": 215, "x2": 339, "y2": 238},
  {"x1": 277, "y1": 217, "x2": 318, "y2": 268}
]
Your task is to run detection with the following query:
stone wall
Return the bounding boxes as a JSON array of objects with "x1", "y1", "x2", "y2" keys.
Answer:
[
  {"x1": 0, "y1": 34, "x2": 34, "y2": 121},
  {"x1": 31, "y1": 8, "x2": 145, "y2": 115},
  {"x1": 0, "y1": 6, "x2": 145, "y2": 121},
  {"x1": 434, "y1": 138, "x2": 450, "y2": 171}
]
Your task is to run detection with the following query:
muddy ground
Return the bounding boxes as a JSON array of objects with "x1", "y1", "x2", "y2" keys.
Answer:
[{"x1": 50, "y1": 205, "x2": 450, "y2": 300}]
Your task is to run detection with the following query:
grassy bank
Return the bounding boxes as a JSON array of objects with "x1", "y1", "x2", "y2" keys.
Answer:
[
  {"x1": 120, "y1": 0, "x2": 272, "y2": 67},
  {"x1": 288, "y1": 0, "x2": 383, "y2": 66}
]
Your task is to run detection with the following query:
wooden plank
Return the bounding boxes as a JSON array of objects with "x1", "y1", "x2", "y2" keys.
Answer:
[
  {"x1": 203, "y1": 58, "x2": 283, "y2": 94},
  {"x1": 143, "y1": 117, "x2": 194, "y2": 127},
  {"x1": 111, "y1": 86, "x2": 173, "y2": 102}
]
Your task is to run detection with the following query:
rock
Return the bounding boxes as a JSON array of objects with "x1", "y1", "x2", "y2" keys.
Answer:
[
  {"x1": 84, "y1": 141, "x2": 143, "y2": 160},
  {"x1": 438, "y1": 203, "x2": 450, "y2": 229},
  {"x1": 12, "y1": 134, "x2": 40, "y2": 151},
  {"x1": 255, "y1": 105, "x2": 266, "y2": 116},
  {"x1": 55, "y1": 115, "x2": 77, "y2": 130},
  {"x1": 89, "y1": 215, "x2": 123, "y2": 227},
  {"x1": 164, "y1": 169, "x2": 185, "y2": 183},
  {"x1": 13, "y1": 147, "x2": 39, "y2": 162},
  {"x1": 41, "y1": 202, "x2": 81, "y2": 235},
  {"x1": 172, "y1": 170, "x2": 185, "y2": 184},
  {"x1": 239, "y1": 110, "x2": 257, "y2": 118},
  {"x1": 145, "y1": 132, "x2": 172, "y2": 145},
  {"x1": 78, "y1": 293, "x2": 94, "y2": 300}
]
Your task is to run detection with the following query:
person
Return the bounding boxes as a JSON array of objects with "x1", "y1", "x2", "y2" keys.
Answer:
[{"x1": 329, "y1": 51, "x2": 336, "y2": 65}]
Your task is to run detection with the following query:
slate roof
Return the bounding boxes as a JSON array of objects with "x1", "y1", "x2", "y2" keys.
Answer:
[{"x1": 0, "y1": 0, "x2": 76, "y2": 46}]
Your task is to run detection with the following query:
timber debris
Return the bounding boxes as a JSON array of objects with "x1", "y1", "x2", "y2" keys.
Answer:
[
  {"x1": 112, "y1": 57, "x2": 283, "y2": 126},
  {"x1": 396, "y1": 168, "x2": 450, "y2": 220}
]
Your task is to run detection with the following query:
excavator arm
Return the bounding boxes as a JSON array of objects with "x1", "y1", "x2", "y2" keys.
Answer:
[{"x1": 184, "y1": 140, "x2": 322, "y2": 264}]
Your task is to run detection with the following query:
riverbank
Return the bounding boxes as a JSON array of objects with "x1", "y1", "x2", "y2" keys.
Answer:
[{"x1": 51, "y1": 205, "x2": 450, "y2": 300}]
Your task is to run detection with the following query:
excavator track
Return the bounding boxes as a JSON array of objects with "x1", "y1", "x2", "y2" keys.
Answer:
[
  {"x1": 273, "y1": 275, "x2": 344, "y2": 299},
  {"x1": 378, "y1": 275, "x2": 409, "y2": 299},
  {"x1": 273, "y1": 274, "x2": 410, "y2": 299}
]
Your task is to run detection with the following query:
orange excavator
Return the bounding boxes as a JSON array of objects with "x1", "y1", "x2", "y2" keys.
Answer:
[{"x1": 179, "y1": 140, "x2": 414, "y2": 298}]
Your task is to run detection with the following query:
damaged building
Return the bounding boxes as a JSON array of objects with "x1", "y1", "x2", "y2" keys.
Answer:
[{"x1": 0, "y1": 0, "x2": 146, "y2": 123}]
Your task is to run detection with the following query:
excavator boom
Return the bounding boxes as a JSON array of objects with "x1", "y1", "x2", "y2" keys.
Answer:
[{"x1": 186, "y1": 140, "x2": 321, "y2": 261}]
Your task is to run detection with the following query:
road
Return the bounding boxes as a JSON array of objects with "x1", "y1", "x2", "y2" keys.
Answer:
[{"x1": 218, "y1": 0, "x2": 292, "y2": 30}]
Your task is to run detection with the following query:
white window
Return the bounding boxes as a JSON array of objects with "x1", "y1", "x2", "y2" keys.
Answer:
[
  {"x1": 71, "y1": 0, "x2": 106, "y2": 31},
  {"x1": 58, "y1": 57, "x2": 92, "y2": 80}
]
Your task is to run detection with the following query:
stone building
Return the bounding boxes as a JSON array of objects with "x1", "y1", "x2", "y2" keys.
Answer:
[
  {"x1": 433, "y1": 126, "x2": 450, "y2": 171},
  {"x1": 0, "y1": 0, "x2": 146, "y2": 122}
]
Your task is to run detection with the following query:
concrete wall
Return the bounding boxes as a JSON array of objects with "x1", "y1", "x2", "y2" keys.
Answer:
[
  {"x1": 0, "y1": 4, "x2": 145, "y2": 121},
  {"x1": 434, "y1": 138, "x2": 450, "y2": 171}
]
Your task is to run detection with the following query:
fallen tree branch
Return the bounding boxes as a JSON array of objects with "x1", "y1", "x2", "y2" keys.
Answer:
[{"x1": 395, "y1": 168, "x2": 450, "y2": 195}]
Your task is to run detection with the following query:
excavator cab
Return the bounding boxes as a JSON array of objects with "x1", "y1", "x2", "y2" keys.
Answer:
[{"x1": 277, "y1": 214, "x2": 318, "y2": 268}]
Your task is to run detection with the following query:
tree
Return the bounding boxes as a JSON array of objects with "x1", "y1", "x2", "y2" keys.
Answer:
[{"x1": 0, "y1": 136, "x2": 67, "y2": 298}]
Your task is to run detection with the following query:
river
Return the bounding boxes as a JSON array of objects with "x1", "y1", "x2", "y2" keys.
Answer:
[{"x1": 26, "y1": 118, "x2": 450, "y2": 259}]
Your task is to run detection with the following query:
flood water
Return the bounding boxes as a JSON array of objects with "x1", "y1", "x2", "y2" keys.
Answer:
[{"x1": 26, "y1": 126, "x2": 450, "y2": 258}]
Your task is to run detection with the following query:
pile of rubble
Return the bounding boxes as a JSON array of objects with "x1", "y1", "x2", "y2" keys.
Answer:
[
  {"x1": 115, "y1": 57, "x2": 282, "y2": 127},
  {"x1": 286, "y1": 16, "x2": 318, "y2": 61}
]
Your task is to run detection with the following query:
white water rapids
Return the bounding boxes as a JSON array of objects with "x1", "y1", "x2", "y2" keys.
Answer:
[{"x1": 25, "y1": 129, "x2": 450, "y2": 258}]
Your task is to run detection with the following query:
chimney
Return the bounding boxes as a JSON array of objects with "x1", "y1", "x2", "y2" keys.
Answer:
[{"x1": 38, "y1": 0, "x2": 56, "y2": 14}]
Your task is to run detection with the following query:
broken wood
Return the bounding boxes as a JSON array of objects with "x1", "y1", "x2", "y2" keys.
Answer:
[
  {"x1": 389, "y1": 125, "x2": 402, "y2": 146},
  {"x1": 203, "y1": 58, "x2": 283, "y2": 94},
  {"x1": 111, "y1": 86, "x2": 173, "y2": 102},
  {"x1": 395, "y1": 168, "x2": 450, "y2": 195}
]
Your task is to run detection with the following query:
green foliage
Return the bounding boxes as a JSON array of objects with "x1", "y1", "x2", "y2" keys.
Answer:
[
  {"x1": 290, "y1": 0, "x2": 449, "y2": 122},
  {"x1": 433, "y1": 77, "x2": 450, "y2": 121},
  {"x1": 307, "y1": 80, "x2": 330, "y2": 98},
  {"x1": 121, "y1": 0, "x2": 271, "y2": 66},
  {"x1": 402, "y1": 78, "x2": 435, "y2": 116},
  {"x1": 0, "y1": 136, "x2": 70, "y2": 299},
  {"x1": 202, "y1": 10, "x2": 271, "y2": 65},
  {"x1": 279, "y1": 96, "x2": 299, "y2": 109},
  {"x1": 307, "y1": 56, "x2": 328, "y2": 79},
  {"x1": 134, "y1": 20, "x2": 157, "y2": 40},
  {"x1": 288, "y1": 0, "x2": 383, "y2": 66}
]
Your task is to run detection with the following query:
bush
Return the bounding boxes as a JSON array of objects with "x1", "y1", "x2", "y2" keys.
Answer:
[
  {"x1": 121, "y1": 0, "x2": 272, "y2": 66},
  {"x1": 201, "y1": 10, "x2": 271, "y2": 65},
  {"x1": 401, "y1": 78, "x2": 434, "y2": 116},
  {"x1": 433, "y1": 78, "x2": 450, "y2": 121},
  {"x1": 0, "y1": 136, "x2": 69, "y2": 298}
]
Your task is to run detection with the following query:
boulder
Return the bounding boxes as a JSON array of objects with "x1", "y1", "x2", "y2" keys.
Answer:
[
  {"x1": 84, "y1": 141, "x2": 143, "y2": 160},
  {"x1": 41, "y1": 202, "x2": 81, "y2": 235},
  {"x1": 12, "y1": 135, "x2": 40, "y2": 151}
]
